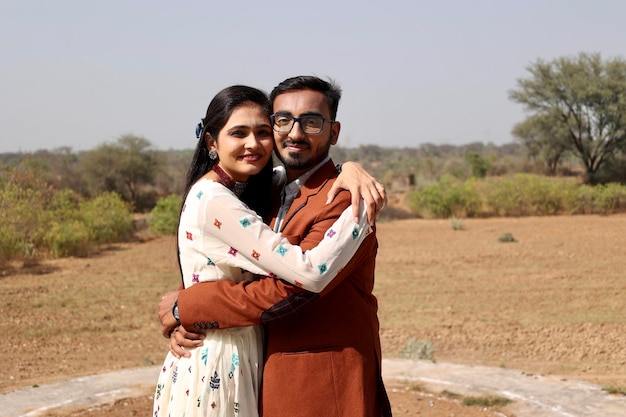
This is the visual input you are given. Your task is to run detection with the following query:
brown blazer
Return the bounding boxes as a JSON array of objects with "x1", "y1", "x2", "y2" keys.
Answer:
[{"x1": 178, "y1": 160, "x2": 392, "y2": 417}]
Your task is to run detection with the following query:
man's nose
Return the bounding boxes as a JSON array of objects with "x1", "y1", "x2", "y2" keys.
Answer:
[{"x1": 289, "y1": 120, "x2": 306, "y2": 140}]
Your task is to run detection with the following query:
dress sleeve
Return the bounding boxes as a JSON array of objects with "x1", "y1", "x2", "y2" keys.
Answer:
[{"x1": 192, "y1": 190, "x2": 371, "y2": 293}]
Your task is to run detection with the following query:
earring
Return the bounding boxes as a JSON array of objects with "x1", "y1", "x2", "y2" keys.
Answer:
[{"x1": 209, "y1": 150, "x2": 218, "y2": 160}]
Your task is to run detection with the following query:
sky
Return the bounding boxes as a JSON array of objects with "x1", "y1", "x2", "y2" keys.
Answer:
[{"x1": 1, "y1": 0, "x2": 625, "y2": 153}]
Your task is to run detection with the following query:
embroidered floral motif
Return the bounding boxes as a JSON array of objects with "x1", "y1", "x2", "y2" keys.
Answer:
[
  {"x1": 317, "y1": 263, "x2": 328, "y2": 274},
  {"x1": 186, "y1": 231, "x2": 193, "y2": 240},
  {"x1": 231, "y1": 353, "x2": 239, "y2": 371},
  {"x1": 210, "y1": 372, "x2": 221, "y2": 389},
  {"x1": 268, "y1": 272, "x2": 277, "y2": 278},
  {"x1": 251, "y1": 250, "x2": 260, "y2": 260},
  {"x1": 352, "y1": 226, "x2": 360, "y2": 239},
  {"x1": 196, "y1": 190, "x2": 203, "y2": 200},
  {"x1": 201, "y1": 347, "x2": 209, "y2": 365},
  {"x1": 294, "y1": 280, "x2": 303, "y2": 288},
  {"x1": 327, "y1": 229, "x2": 336, "y2": 238},
  {"x1": 214, "y1": 219, "x2": 222, "y2": 229},
  {"x1": 192, "y1": 273, "x2": 199, "y2": 283},
  {"x1": 239, "y1": 217, "x2": 251, "y2": 228},
  {"x1": 234, "y1": 402, "x2": 240, "y2": 414},
  {"x1": 207, "y1": 257, "x2": 215, "y2": 266},
  {"x1": 155, "y1": 383, "x2": 163, "y2": 400},
  {"x1": 276, "y1": 245, "x2": 288, "y2": 256},
  {"x1": 228, "y1": 247, "x2": 238, "y2": 256},
  {"x1": 172, "y1": 366, "x2": 178, "y2": 384}
]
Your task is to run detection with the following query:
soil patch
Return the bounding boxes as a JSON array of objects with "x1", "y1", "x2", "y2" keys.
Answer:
[{"x1": 3, "y1": 214, "x2": 625, "y2": 416}]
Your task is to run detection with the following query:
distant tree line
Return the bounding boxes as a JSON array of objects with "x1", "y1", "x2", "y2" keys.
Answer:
[{"x1": 3, "y1": 51, "x2": 626, "y2": 268}]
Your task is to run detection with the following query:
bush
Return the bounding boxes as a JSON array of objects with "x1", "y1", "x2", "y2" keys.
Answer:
[
  {"x1": 485, "y1": 174, "x2": 573, "y2": 216},
  {"x1": 148, "y1": 194, "x2": 181, "y2": 235},
  {"x1": 0, "y1": 180, "x2": 51, "y2": 264},
  {"x1": 408, "y1": 174, "x2": 626, "y2": 218},
  {"x1": 44, "y1": 220, "x2": 93, "y2": 257},
  {"x1": 593, "y1": 183, "x2": 626, "y2": 214},
  {"x1": 41, "y1": 191, "x2": 133, "y2": 257},
  {"x1": 80, "y1": 192, "x2": 134, "y2": 244},
  {"x1": 409, "y1": 175, "x2": 481, "y2": 218}
]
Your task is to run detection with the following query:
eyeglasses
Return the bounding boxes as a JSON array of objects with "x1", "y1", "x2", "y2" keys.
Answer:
[{"x1": 270, "y1": 114, "x2": 333, "y2": 134}]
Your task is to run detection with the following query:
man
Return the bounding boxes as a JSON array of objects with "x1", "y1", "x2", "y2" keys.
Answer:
[{"x1": 159, "y1": 76, "x2": 392, "y2": 416}]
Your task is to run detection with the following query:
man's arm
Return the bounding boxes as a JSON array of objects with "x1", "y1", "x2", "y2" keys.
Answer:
[{"x1": 159, "y1": 189, "x2": 364, "y2": 336}]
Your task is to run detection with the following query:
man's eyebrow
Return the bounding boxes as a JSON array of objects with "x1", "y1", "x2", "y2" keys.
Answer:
[{"x1": 273, "y1": 111, "x2": 324, "y2": 117}]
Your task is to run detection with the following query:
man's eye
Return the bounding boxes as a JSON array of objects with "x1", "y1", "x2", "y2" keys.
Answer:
[
  {"x1": 303, "y1": 117, "x2": 322, "y2": 127},
  {"x1": 275, "y1": 117, "x2": 292, "y2": 126}
]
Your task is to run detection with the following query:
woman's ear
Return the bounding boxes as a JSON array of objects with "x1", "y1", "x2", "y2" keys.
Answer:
[{"x1": 205, "y1": 133, "x2": 216, "y2": 151}]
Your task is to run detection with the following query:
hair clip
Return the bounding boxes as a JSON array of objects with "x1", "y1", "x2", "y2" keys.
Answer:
[{"x1": 195, "y1": 120, "x2": 204, "y2": 139}]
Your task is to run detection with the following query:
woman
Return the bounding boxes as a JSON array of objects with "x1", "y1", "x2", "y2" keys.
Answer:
[{"x1": 153, "y1": 85, "x2": 374, "y2": 417}]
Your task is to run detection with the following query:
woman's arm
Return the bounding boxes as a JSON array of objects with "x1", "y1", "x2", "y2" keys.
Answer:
[
  {"x1": 327, "y1": 162, "x2": 387, "y2": 223},
  {"x1": 191, "y1": 189, "x2": 371, "y2": 293}
]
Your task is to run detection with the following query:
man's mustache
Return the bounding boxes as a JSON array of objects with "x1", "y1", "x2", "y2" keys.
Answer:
[{"x1": 282, "y1": 139, "x2": 310, "y2": 149}]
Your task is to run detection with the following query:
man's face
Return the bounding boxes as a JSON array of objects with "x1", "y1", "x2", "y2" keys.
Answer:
[{"x1": 271, "y1": 89, "x2": 340, "y2": 178}]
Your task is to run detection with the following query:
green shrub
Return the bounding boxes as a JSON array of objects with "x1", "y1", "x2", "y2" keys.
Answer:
[
  {"x1": 568, "y1": 183, "x2": 626, "y2": 214},
  {"x1": 0, "y1": 181, "x2": 51, "y2": 263},
  {"x1": 485, "y1": 174, "x2": 572, "y2": 216},
  {"x1": 148, "y1": 194, "x2": 181, "y2": 235},
  {"x1": 410, "y1": 175, "x2": 481, "y2": 218},
  {"x1": 593, "y1": 182, "x2": 626, "y2": 214},
  {"x1": 0, "y1": 224, "x2": 24, "y2": 266},
  {"x1": 44, "y1": 220, "x2": 94, "y2": 257},
  {"x1": 80, "y1": 192, "x2": 134, "y2": 244}
]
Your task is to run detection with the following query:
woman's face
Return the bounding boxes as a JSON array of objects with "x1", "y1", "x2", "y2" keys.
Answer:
[{"x1": 210, "y1": 103, "x2": 273, "y2": 182}]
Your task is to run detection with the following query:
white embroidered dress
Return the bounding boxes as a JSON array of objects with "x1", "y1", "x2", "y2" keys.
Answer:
[{"x1": 153, "y1": 178, "x2": 371, "y2": 417}]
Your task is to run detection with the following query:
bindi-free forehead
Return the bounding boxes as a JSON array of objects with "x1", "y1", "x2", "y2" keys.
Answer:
[
  {"x1": 272, "y1": 90, "x2": 331, "y2": 118},
  {"x1": 223, "y1": 103, "x2": 271, "y2": 131}
]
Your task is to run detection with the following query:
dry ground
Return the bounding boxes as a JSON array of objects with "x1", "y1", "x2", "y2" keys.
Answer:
[{"x1": 2, "y1": 211, "x2": 625, "y2": 416}]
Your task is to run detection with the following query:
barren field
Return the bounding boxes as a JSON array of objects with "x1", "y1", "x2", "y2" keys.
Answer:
[{"x1": 2, "y1": 213, "x2": 625, "y2": 416}]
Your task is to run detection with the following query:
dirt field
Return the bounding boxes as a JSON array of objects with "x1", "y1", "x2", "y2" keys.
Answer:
[{"x1": 2, "y1": 213, "x2": 626, "y2": 416}]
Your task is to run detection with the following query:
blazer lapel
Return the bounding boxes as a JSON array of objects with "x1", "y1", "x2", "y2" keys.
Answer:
[{"x1": 279, "y1": 161, "x2": 338, "y2": 233}]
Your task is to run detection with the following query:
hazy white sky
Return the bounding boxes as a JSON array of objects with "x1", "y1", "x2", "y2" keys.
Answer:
[{"x1": 1, "y1": 0, "x2": 625, "y2": 153}]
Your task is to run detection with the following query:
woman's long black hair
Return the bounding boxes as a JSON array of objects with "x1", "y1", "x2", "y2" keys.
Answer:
[
  {"x1": 177, "y1": 86, "x2": 274, "y2": 287},
  {"x1": 184, "y1": 85, "x2": 274, "y2": 217}
]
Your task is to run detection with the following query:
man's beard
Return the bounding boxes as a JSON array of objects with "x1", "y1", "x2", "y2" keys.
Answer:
[{"x1": 276, "y1": 137, "x2": 332, "y2": 170}]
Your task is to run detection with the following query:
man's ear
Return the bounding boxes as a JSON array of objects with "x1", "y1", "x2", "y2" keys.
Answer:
[{"x1": 330, "y1": 121, "x2": 341, "y2": 145}]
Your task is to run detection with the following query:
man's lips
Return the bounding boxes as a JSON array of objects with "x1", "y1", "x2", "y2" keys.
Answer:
[{"x1": 283, "y1": 141, "x2": 310, "y2": 152}]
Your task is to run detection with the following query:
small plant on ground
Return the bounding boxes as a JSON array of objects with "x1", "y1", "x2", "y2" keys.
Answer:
[
  {"x1": 498, "y1": 232, "x2": 517, "y2": 243},
  {"x1": 463, "y1": 395, "x2": 512, "y2": 407},
  {"x1": 401, "y1": 337, "x2": 435, "y2": 362},
  {"x1": 449, "y1": 215, "x2": 464, "y2": 230},
  {"x1": 441, "y1": 390, "x2": 462, "y2": 398},
  {"x1": 603, "y1": 384, "x2": 626, "y2": 396}
]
